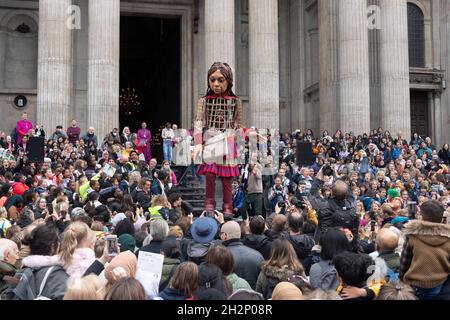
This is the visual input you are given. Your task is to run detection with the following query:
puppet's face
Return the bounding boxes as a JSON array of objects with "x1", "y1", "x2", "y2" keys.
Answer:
[{"x1": 209, "y1": 70, "x2": 228, "y2": 95}]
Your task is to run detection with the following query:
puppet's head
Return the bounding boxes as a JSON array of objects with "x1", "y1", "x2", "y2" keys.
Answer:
[{"x1": 206, "y1": 62, "x2": 235, "y2": 97}]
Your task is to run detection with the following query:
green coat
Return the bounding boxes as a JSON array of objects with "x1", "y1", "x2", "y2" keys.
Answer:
[
  {"x1": 227, "y1": 273, "x2": 251, "y2": 292},
  {"x1": 0, "y1": 260, "x2": 17, "y2": 295},
  {"x1": 159, "y1": 257, "x2": 180, "y2": 291}
]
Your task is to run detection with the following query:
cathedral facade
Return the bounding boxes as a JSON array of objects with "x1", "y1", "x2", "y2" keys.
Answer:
[{"x1": 0, "y1": 0, "x2": 449, "y2": 146}]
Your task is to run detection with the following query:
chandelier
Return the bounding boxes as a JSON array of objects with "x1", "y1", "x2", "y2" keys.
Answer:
[{"x1": 119, "y1": 87, "x2": 141, "y2": 115}]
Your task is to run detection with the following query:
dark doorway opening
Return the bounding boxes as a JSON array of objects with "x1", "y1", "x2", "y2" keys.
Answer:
[
  {"x1": 410, "y1": 91, "x2": 429, "y2": 138},
  {"x1": 120, "y1": 16, "x2": 181, "y2": 160}
]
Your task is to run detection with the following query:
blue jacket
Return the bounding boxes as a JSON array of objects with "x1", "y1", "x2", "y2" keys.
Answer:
[
  {"x1": 392, "y1": 147, "x2": 401, "y2": 160},
  {"x1": 159, "y1": 287, "x2": 188, "y2": 300}
]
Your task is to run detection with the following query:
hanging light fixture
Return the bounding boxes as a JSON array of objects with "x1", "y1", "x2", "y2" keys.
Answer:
[{"x1": 119, "y1": 87, "x2": 141, "y2": 115}]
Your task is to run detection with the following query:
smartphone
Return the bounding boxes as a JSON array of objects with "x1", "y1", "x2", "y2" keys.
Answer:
[
  {"x1": 370, "y1": 220, "x2": 376, "y2": 232},
  {"x1": 47, "y1": 203, "x2": 53, "y2": 214},
  {"x1": 204, "y1": 210, "x2": 216, "y2": 219},
  {"x1": 407, "y1": 201, "x2": 417, "y2": 219},
  {"x1": 106, "y1": 235, "x2": 118, "y2": 257}
]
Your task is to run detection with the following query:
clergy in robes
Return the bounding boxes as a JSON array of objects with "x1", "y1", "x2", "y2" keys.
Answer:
[{"x1": 16, "y1": 112, "x2": 33, "y2": 145}]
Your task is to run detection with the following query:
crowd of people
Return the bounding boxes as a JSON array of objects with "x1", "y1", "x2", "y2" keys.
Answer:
[{"x1": 0, "y1": 113, "x2": 449, "y2": 300}]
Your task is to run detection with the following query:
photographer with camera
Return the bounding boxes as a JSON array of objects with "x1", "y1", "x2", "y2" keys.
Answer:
[
  {"x1": 268, "y1": 177, "x2": 288, "y2": 212},
  {"x1": 309, "y1": 163, "x2": 360, "y2": 250}
]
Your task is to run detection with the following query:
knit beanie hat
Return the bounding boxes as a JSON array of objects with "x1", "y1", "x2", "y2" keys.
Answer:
[
  {"x1": 118, "y1": 233, "x2": 136, "y2": 252},
  {"x1": 271, "y1": 282, "x2": 303, "y2": 300}
]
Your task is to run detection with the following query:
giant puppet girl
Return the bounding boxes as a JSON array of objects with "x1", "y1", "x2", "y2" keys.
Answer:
[{"x1": 194, "y1": 62, "x2": 243, "y2": 216}]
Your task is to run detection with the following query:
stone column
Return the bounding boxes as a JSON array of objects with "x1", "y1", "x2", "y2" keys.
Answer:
[
  {"x1": 37, "y1": 0, "x2": 72, "y2": 130},
  {"x1": 88, "y1": 0, "x2": 120, "y2": 142},
  {"x1": 379, "y1": 0, "x2": 411, "y2": 140},
  {"x1": 289, "y1": 0, "x2": 306, "y2": 131},
  {"x1": 204, "y1": 0, "x2": 235, "y2": 74},
  {"x1": 338, "y1": 0, "x2": 370, "y2": 134},
  {"x1": 248, "y1": 0, "x2": 279, "y2": 129},
  {"x1": 318, "y1": 0, "x2": 339, "y2": 133},
  {"x1": 441, "y1": 1, "x2": 450, "y2": 145}
]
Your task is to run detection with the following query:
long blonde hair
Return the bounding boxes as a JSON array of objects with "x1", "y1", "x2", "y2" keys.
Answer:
[
  {"x1": 151, "y1": 194, "x2": 170, "y2": 208},
  {"x1": 64, "y1": 275, "x2": 105, "y2": 300},
  {"x1": 59, "y1": 221, "x2": 94, "y2": 268}
]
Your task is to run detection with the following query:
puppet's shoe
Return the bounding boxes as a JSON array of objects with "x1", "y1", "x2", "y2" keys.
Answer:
[{"x1": 222, "y1": 203, "x2": 235, "y2": 220}]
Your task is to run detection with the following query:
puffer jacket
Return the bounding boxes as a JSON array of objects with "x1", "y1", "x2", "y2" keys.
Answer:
[
  {"x1": 159, "y1": 257, "x2": 180, "y2": 291},
  {"x1": 3, "y1": 255, "x2": 68, "y2": 300}
]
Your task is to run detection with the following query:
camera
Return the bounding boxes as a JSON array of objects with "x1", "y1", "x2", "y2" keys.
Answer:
[
  {"x1": 277, "y1": 201, "x2": 286, "y2": 209},
  {"x1": 290, "y1": 197, "x2": 306, "y2": 210},
  {"x1": 105, "y1": 235, "x2": 118, "y2": 257},
  {"x1": 323, "y1": 165, "x2": 334, "y2": 176}
]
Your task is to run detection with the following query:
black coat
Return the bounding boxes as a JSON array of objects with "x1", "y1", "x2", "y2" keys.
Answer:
[
  {"x1": 438, "y1": 149, "x2": 450, "y2": 164},
  {"x1": 242, "y1": 234, "x2": 272, "y2": 260},
  {"x1": 309, "y1": 178, "x2": 359, "y2": 242},
  {"x1": 284, "y1": 233, "x2": 315, "y2": 275},
  {"x1": 223, "y1": 239, "x2": 264, "y2": 290},
  {"x1": 136, "y1": 240, "x2": 163, "y2": 257},
  {"x1": 132, "y1": 188, "x2": 151, "y2": 211}
]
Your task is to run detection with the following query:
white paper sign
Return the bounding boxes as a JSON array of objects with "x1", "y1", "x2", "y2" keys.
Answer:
[
  {"x1": 103, "y1": 164, "x2": 116, "y2": 178},
  {"x1": 135, "y1": 251, "x2": 164, "y2": 299}
]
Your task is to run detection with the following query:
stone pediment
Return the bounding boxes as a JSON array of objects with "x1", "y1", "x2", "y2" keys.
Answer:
[{"x1": 409, "y1": 68, "x2": 444, "y2": 91}]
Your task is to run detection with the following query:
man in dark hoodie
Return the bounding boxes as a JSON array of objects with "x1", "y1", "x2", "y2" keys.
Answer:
[{"x1": 243, "y1": 215, "x2": 272, "y2": 260}]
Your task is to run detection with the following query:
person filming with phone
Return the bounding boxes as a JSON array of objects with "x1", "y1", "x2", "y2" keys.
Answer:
[{"x1": 309, "y1": 163, "x2": 360, "y2": 250}]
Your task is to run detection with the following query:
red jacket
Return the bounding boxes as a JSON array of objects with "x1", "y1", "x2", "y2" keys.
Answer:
[{"x1": 12, "y1": 182, "x2": 29, "y2": 195}]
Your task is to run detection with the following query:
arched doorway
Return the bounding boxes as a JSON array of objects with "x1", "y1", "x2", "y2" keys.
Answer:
[{"x1": 120, "y1": 15, "x2": 181, "y2": 160}]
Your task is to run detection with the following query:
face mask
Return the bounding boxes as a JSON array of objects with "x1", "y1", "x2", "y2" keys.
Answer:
[{"x1": 164, "y1": 165, "x2": 170, "y2": 170}]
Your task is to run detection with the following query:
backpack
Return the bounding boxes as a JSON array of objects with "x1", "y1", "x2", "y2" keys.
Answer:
[
  {"x1": 329, "y1": 199, "x2": 358, "y2": 232},
  {"x1": 34, "y1": 267, "x2": 55, "y2": 300},
  {"x1": 4, "y1": 266, "x2": 55, "y2": 300}
]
